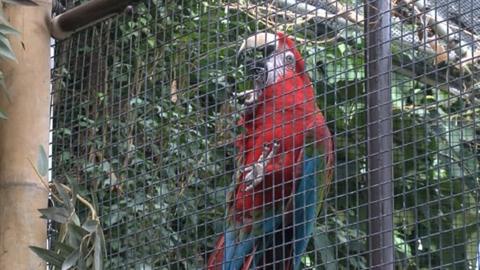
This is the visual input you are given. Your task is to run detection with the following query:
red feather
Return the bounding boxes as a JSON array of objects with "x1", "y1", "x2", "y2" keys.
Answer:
[{"x1": 232, "y1": 67, "x2": 328, "y2": 220}]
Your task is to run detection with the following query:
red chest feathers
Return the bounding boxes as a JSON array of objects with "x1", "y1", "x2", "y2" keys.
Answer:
[{"x1": 233, "y1": 76, "x2": 320, "y2": 215}]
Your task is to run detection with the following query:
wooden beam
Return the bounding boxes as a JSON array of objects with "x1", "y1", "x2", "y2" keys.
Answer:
[{"x1": 51, "y1": 0, "x2": 138, "y2": 39}]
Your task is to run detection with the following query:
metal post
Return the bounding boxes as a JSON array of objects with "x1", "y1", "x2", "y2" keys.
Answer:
[
  {"x1": 50, "y1": 0, "x2": 139, "y2": 39},
  {"x1": 365, "y1": 0, "x2": 394, "y2": 269}
]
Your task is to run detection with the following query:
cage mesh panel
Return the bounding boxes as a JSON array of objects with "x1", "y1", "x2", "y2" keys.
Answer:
[{"x1": 50, "y1": 0, "x2": 480, "y2": 269}]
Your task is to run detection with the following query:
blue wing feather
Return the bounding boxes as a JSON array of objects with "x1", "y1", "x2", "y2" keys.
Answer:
[
  {"x1": 223, "y1": 209, "x2": 284, "y2": 270},
  {"x1": 222, "y1": 146, "x2": 325, "y2": 270},
  {"x1": 224, "y1": 230, "x2": 254, "y2": 270},
  {"x1": 292, "y1": 153, "x2": 319, "y2": 269}
]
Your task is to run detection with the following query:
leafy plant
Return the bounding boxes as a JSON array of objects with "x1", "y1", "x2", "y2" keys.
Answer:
[{"x1": 30, "y1": 147, "x2": 106, "y2": 270}]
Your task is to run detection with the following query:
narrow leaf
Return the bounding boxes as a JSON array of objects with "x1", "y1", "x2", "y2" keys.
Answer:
[
  {"x1": 38, "y1": 207, "x2": 70, "y2": 223},
  {"x1": 67, "y1": 223, "x2": 89, "y2": 242},
  {"x1": 0, "y1": 107, "x2": 7, "y2": 119},
  {"x1": 65, "y1": 175, "x2": 79, "y2": 205},
  {"x1": 98, "y1": 225, "x2": 107, "y2": 257},
  {"x1": 94, "y1": 235, "x2": 103, "y2": 270},
  {"x1": 0, "y1": 34, "x2": 16, "y2": 61},
  {"x1": 82, "y1": 219, "x2": 99, "y2": 233},
  {"x1": 30, "y1": 246, "x2": 64, "y2": 267},
  {"x1": 62, "y1": 249, "x2": 80, "y2": 270},
  {"x1": 0, "y1": 71, "x2": 11, "y2": 103},
  {"x1": 0, "y1": 22, "x2": 18, "y2": 35},
  {"x1": 54, "y1": 181, "x2": 72, "y2": 209},
  {"x1": 71, "y1": 213, "x2": 81, "y2": 226},
  {"x1": 77, "y1": 237, "x2": 88, "y2": 270},
  {"x1": 37, "y1": 145, "x2": 48, "y2": 177},
  {"x1": 94, "y1": 226, "x2": 105, "y2": 270},
  {"x1": 52, "y1": 241, "x2": 75, "y2": 257}
]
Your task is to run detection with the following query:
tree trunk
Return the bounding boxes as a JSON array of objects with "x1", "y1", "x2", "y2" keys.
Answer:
[{"x1": 0, "y1": 1, "x2": 51, "y2": 269}]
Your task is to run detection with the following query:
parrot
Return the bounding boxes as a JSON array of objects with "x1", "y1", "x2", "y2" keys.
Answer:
[{"x1": 207, "y1": 32, "x2": 334, "y2": 270}]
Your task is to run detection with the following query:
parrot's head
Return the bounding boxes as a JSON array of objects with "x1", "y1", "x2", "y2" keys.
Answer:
[{"x1": 237, "y1": 32, "x2": 307, "y2": 105}]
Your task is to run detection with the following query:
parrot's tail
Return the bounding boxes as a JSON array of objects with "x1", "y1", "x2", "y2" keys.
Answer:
[
  {"x1": 207, "y1": 233, "x2": 256, "y2": 270},
  {"x1": 207, "y1": 235, "x2": 225, "y2": 270}
]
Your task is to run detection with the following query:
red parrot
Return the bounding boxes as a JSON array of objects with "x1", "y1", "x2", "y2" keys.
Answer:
[{"x1": 207, "y1": 32, "x2": 334, "y2": 270}]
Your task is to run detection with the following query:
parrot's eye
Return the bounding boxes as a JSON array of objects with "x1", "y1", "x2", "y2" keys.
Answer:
[{"x1": 285, "y1": 53, "x2": 295, "y2": 65}]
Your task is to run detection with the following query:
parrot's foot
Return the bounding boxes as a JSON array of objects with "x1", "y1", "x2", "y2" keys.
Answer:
[
  {"x1": 233, "y1": 89, "x2": 262, "y2": 106},
  {"x1": 244, "y1": 141, "x2": 280, "y2": 191}
]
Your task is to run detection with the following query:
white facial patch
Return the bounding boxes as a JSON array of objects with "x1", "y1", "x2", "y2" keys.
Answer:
[{"x1": 257, "y1": 49, "x2": 295, "y2": 89}]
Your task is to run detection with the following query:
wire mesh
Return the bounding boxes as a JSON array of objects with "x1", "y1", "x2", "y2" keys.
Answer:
[{"x1": 49, "y1": 0, "x2": 479, "y2": 269}]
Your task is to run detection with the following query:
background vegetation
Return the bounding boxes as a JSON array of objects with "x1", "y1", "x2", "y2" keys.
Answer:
[{"x1": 44, "y1": 0, "x2": 479, "y2": 269}]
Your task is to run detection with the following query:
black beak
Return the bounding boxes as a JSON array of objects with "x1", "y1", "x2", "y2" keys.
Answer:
[
  {"x1": 246, "y1": 60, "x2": 265, "y2": 76},
  {"x1": 238, "y1": 52, "x2": 268, "y2": 83},
  {"x1": 235, "y1": 52, "x2": 267, "y2": 106},
  {"x1": 237, "y1": 44, "x2": 275, "y2": 78}
]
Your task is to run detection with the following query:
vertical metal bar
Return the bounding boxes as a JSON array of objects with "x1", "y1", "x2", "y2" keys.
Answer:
[{"x1": 364, "y1": 0, "x2": 394, "y2": 269}]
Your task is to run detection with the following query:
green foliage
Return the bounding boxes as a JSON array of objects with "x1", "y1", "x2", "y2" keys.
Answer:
[
  {"x1": 50, "y1": 0, "x2": 479, "y2": 269},
  {"x1": 31, "y1": 182, "x2": 107, "y2": 270},
  {"x1": 31, "y1": 147, "x2": 106, "y2": 270}
]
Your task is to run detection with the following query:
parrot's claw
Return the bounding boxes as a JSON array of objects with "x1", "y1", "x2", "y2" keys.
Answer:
[
  {"x1": 244, "y1": 90, "x2": 259, "y2": 105},
  {"x1": 234, "y1": 89, "x2": 261, "y2": 106},
  {"x1": 233, "y1": 89, "x2": 254, "y2": 98},
  {"x1": 244, "y1": 141, "x2": 280, "y2": 191}
]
